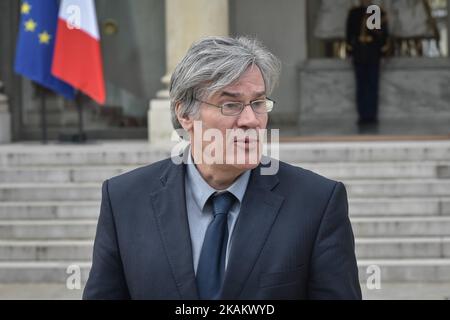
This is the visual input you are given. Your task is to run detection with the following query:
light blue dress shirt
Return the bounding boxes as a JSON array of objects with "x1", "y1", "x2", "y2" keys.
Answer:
[{"x1": 184, "y1": 150, "x2": 251, "y2": 275}]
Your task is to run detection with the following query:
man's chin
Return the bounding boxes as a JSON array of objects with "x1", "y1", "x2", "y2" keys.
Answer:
[
  {"x1": 228, "y1": 153, "x2": 262, "y2": 171},
  {"x1": 224, "y1": 147, "x2": 262, "y2": 169},
  {"x1": 230, "y1": 162, "x2": 260, "y2": 171}
]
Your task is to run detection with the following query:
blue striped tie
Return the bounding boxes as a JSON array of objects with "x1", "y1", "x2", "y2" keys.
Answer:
[{"x1": 196, "y1": 192, "x2": 235, "y2": 300}]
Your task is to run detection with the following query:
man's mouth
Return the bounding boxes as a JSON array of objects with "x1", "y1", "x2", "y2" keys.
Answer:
[{"x1": 233, "y1": 137, "x2": 258, "y2": 143}]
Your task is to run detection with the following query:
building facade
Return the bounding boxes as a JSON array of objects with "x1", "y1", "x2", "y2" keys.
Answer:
[{"x1": 0, "y1": 0, "x2": 449, "y2": 142}]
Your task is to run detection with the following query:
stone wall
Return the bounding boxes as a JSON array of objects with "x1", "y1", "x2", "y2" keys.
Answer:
[{"x1": 298, "y1": 58, "x2": 450, "y2": 135}]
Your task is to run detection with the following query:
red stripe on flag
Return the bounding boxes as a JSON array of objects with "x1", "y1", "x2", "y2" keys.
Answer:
[{"x1": 52, "y1": 18, "x2": 105, "y2": 105}]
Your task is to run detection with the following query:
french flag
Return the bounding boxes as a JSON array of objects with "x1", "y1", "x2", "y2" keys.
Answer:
[{"x1": 52, "y1": 0, "x2": 105, "y2": 104}]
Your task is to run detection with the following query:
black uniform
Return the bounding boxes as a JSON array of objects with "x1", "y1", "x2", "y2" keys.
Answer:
[{"x1": 346, "y1": 5, "x2": 389, "y2": 127}]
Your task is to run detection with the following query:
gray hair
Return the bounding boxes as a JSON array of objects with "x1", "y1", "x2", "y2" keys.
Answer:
[{"x1": 169, "y1": 36, "x2": 281, "y2": 129}]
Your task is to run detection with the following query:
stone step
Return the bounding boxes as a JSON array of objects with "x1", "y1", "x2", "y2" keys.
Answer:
[
  {"x1": 0, "y1": 143, "x2": 171, "y2": 167},
  {"x1": 344, "y1": 179, "x2": 450, "y2": 198},
  {"x1": 0, "y1": 240, "x2": 93, "y2": 261},
  {"x1": 0, "y1": 179, "x2": 450, "y2": 201},
  {"x1": 0, "y1": 202, "x2": 100, "y2": 220},
  {"x1": 1, "y1": 179, "x2": 449, "y2": 201},
  {"x1": 276, "y1": 141, "x2": 450, "y2": 163},
  {"x1": 351, "y1": 216, "x2": 450, "y2": 237},
  {"x1": 0, "y1": 220, "x2": 96, "y2": 240},
  {"x1": 296, "y1": 162, "x2": 450, "y2": 180},
  {"x1": 1, "y1": 259, "x2": 450, "y2": 283},
  {"x1": 1, "y1": 161, "x2": 449, "y2": 183},
  {"x1": 0, "y1": 166, "x2": 133, "y2": 183},
  {"x1": 1, "y1": 237, "x2": 449, "y2": 262},
  {"x1": 348, "y1": 197, "x2": 450, "y2": 216},
  {"x1": 0, "y1": 261, "x2": 91, "y2": 284},
  {"x1": 1, "y1": 141, "x2": 450, "y2": 167},
  {"x1": 1, "y1": 198, "x2": 449, "y2": 220},
  {"x1": 0, "y1": 184, "x2": 101, "y2": 201},
  {"x1": 358, "y1": 259, "x2": 450, "y2": 282},
  {"x1": 355, "y1": 237, "x2": 450, "y2": 259},
  {"x1": 1, "y1": 217, "x2": 449, "y2": 247}
]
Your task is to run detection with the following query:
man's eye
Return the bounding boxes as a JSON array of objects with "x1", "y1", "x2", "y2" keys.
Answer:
[
  {"x1": 223, "y1": 103, "x2": 242, "y2": 110},
  {"x1": 252, "y1": 100, "x2": 266, "y2": 108}
]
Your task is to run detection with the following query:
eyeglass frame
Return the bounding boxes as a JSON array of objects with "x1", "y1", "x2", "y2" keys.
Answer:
[{"x1": 194, "y1": 97, "x2": 276, "y2": 116}]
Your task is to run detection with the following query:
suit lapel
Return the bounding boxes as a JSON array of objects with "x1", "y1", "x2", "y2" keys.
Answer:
[
  {"x1": 220, "y1": 163, "x2": 284, "y2": 299},
  {"x1": 150, "y1": 158, "x2": 199, "y2": 300}
]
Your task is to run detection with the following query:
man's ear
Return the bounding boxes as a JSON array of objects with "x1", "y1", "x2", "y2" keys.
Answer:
[{"x1": 175, "y1": 102, "x2": 194, "y2": 132}]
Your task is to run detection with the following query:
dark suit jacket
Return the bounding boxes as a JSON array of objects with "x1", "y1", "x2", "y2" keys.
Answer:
[{"x1": 83, "y1": 156, "x2": 362, "y2": 300}]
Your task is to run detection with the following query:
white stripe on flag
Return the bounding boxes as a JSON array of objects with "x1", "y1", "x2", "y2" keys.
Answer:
[{"x1": 58, "y1": 0, "x2": 100, "y2": 40}]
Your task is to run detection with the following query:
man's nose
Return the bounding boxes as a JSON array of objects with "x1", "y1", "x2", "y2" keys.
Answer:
[{"x1": 236, "y1": 105, "x2": 260, "y2": 128}]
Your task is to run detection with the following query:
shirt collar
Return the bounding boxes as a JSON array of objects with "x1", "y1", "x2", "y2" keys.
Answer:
[{"x1": 185, "y1": 146, "x2": 251, "y2": 211}]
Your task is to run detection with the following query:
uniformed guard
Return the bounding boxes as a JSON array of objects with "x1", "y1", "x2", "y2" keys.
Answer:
[{"x1": 346, "y1": 0, "x2": 389, "y2": 133}]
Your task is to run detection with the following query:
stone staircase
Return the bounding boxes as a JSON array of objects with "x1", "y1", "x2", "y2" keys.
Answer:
[{"x1": 0, "y1": 140, "x2": 450, "y2": 284}]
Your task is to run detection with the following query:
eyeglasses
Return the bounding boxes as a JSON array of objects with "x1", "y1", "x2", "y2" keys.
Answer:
[{"x1": 195, "y1": 98, "x2": 275, "y2": 116}]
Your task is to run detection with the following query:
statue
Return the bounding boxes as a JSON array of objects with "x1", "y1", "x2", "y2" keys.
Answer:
[
  {"x1": 384, "y1": 0, "x2": 435, "y2": 38},
  {"x1": 314, "y1": 0, "x2": 354, "y2": 40},
  {"x1": 314, "y1": 0, "x2": 440, "y2": 57},
  {"x1": 383, "y1": 0, "x2": 439, "y2": 56}
]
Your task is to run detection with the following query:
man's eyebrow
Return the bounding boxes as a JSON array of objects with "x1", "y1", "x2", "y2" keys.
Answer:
[
  {"x1": 219, "y1": 91, "x2": 266, "y2": 98},
  {"x1": 219, "y1": 91, "x2": 241, "y2": 98}
]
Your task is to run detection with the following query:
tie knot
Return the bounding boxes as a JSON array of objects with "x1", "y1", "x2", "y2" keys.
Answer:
[{"x1": 211, "y1": 192, "x2": 235, "y2": 216}]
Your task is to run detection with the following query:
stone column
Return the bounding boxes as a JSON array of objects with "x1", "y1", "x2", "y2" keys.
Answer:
[
  {"x1": 0, "y1": 81, "x2": 11, "y2": 143},
  {"x1": 447, "y1": 0, "x2": 450, "y2": 57},
  {"x1": 148, "y1": 0, "x2": 229, "y2": 145}
]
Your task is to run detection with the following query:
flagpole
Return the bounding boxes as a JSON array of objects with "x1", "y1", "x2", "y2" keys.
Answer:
[
  {"x1": 75, "y1": 92, "x2": 87, "y2": 143},
  {"x1": 39, "y1": 86, "x2": 48, "y2": 145}
]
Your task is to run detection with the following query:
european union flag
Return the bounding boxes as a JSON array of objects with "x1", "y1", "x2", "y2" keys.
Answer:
[{"x1": 14, "y1": 0, "x2": 75, "y2": 99}]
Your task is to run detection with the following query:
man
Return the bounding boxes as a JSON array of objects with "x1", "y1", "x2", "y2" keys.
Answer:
[
  {"x1": 346, "y1": 0, "x2": 389, "y2": 133},
  {"x1": 83, "y1": 36, "x2": 361, "y2": 300}
]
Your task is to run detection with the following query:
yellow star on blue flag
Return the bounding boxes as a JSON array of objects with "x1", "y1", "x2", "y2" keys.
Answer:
[
  {"x1": 21, "y1": 2, "x2": 32, "y2": 14},
  {"x1": 38, "y1": 31, "x2": 51, "y2": 44},
  {"x1": 14, "y1": 0, "x2": 75, "y2": 99},
  {"x1": 24, "y1": 18, "x2": 37, "y2": 32}
]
